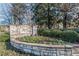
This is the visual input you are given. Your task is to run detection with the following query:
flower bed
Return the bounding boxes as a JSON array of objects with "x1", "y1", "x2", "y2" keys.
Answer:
[
  {"x1": 16, "y1": 36, "x2": 69, "y2": 45},
  {"x1": 10, "y1": 38, "x2": 72, "y2": 56}
]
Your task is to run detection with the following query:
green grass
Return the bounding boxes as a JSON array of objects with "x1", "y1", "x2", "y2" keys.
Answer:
[{"x1": 0, "y1": 32, "x2": 10, "y2": 42}]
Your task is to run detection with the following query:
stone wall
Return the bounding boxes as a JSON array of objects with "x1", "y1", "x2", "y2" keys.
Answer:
[
  {"x1": 10, "y1": 25, "x2": 37, "y2": 38},
  {"x1": 10, "y1": 25, "x2": 73, "y2": 56},
  {"x1": 10, "y1": 39, "x2": 72, "y2": 56}
]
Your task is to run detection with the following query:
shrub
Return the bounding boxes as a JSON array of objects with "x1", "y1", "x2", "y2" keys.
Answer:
[
  {"x1": 37, "y1": 29, "x2": 79, "y2": 43},
  {"x1": 37, "y1": 28, "x2": 44, "y2": 35},
  {"x1": 66, "y1": 28, "x2": 79, "y2": 33},
  {"x1": 50, "y1": 29, "x2": 63, "y2": 38},
  {"x1": 37, "y1": 29, "x2": 63, "y2": 37},
  {"x1": 73, "y1": 28, "x2": 79, "y2": 33},
  {"x1": 41, "y1": 29, "x2": 51, "y2": 36},
  {"x1": 61, "y1": 30, "x2": 79, "y2": 43},
  {"x1": 38, "y1": 29, "x2": 52, "y2": 36}
]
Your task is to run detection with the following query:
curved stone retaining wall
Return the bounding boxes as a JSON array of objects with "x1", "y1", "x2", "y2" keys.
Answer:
[{"x1": 10, "y1": 39, "x2": 73, "y2": 56}]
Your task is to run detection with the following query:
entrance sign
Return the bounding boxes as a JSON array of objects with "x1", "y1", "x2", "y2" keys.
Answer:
[{"x1": 10, "y1": 25, "x2": 37, "y2": 38}]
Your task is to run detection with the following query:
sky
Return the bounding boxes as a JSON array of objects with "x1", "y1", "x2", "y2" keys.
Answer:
[
  {"x1": 0, "y1": 4, "x2": 3, "y2": 21},
  {"x1": 0, "y1": 4, "x2": 7, "y2": 24},
  {"x1": 0, "y1": 3, "x2": 13, "y2": 25}
]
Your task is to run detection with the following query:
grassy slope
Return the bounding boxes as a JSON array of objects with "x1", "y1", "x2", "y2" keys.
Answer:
[
  {"x1": 0, "y1": 42, "x2": 34, "y2": 56},
  {"x1": 0, "y1": 31, "x2": 34, "y2": 56}
]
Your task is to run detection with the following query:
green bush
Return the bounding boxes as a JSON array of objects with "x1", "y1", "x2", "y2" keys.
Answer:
[
  {"x1": 38, "y1": 29, "x2": 51, "y2": 36},
  {"x1": 0, "y1": 32, "x2": 9, "y2": 42},
  {"x1": 50, "y1": 29, "x2": 63, "y2": 38},
  {"x1": 41, "y1": 29, "x2": 51, "y2": 36},
  {"x1": 73, "y1": 28, "x2": 79, "y2": 33},
  {"x1": 37, "y1": 28, "x2": 44, "y2": 35},
  {"x1": 66, "y1": 28, "x2": 79, "y2": 33},
  {"x1": 61, "y1": 30, "x2": 79, "y2": 43},
  {"x1": 37, "y1": 29, "x2": 79, "y2": 43},
  {"x1": 37, "y1": 29, "x2": 63, "y2": 37}
]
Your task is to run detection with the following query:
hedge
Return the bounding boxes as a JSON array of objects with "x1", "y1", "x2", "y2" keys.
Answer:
[
  {"x1": 38, "y1": 29, "x2": 63, "y2": 38},
  {"x1": 37, "y1": 29, "x2": 79, "y2": 43}
]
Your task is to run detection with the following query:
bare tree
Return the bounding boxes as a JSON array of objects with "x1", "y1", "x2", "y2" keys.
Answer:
[{"x1": 1, "y1": 3, "x2": 35, "y2": 25}]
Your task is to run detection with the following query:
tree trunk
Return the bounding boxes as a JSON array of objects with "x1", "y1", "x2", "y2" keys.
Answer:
[
  {"x1": 63, "y1": 12, "x2": 67, "y2": 29},
  {"x1": 47, "y1": 3, "x2": 51, "y2": 29}
]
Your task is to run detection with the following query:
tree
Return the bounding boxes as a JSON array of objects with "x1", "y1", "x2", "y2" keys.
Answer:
[
  {"x1": 60, "y1": 3, "x2": 79, "y2": 29},
  {"x1": 1, "y1": 3, "x2": 35, "y2": 25},
  {"x1": 11, "y1": 3, "x2": 28, "y2": 25},
  {"x1": 33, "y1": 3, "x2": 61, "y2": 29},
  {"x1": 33, "y1": 4, "x2": 48, "y2": 28}
]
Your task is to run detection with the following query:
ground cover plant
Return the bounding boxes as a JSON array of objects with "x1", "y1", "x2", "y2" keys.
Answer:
[{"x1": 17, "y1": 36, "x2": 69, "y2": 45}]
